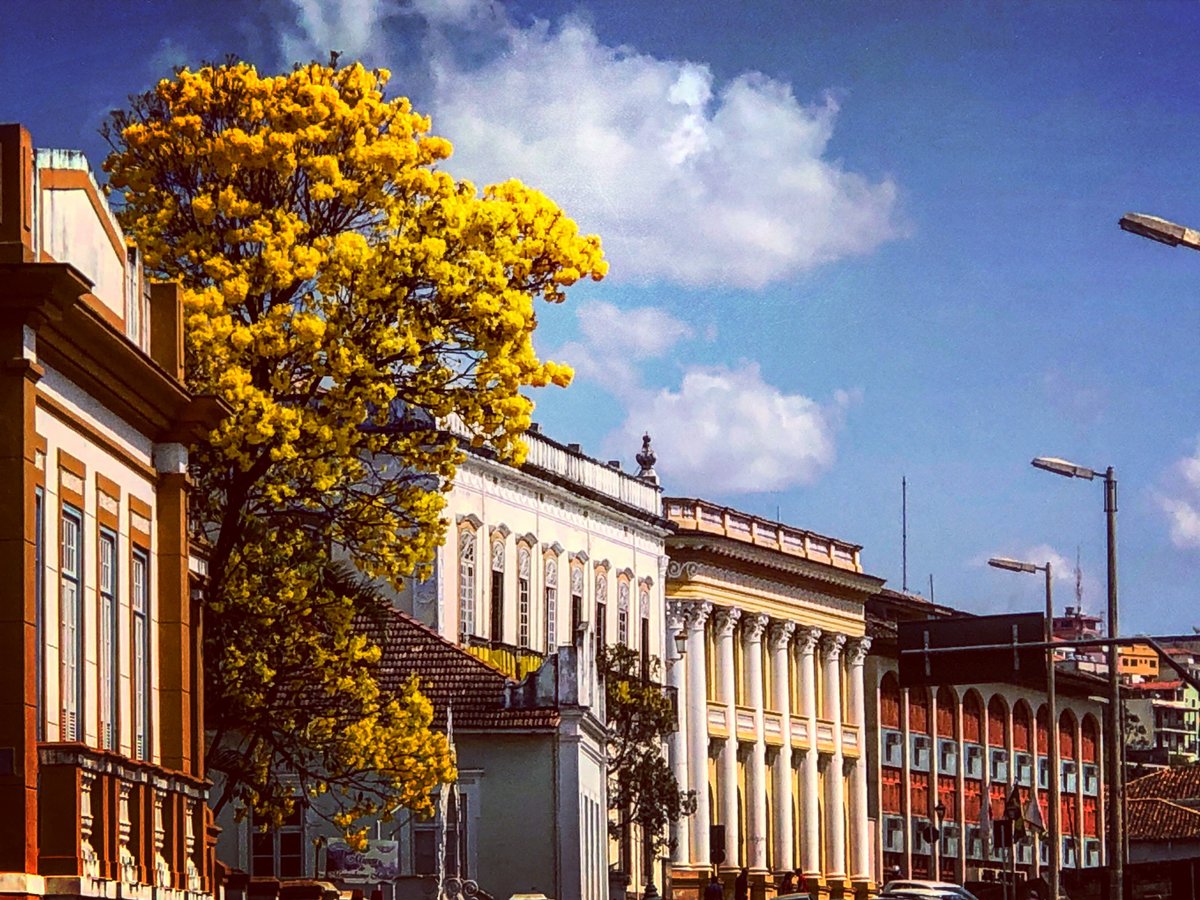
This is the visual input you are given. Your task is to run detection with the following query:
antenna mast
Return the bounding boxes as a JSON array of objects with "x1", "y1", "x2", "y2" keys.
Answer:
[{"x1": 902, "y1": 476, "x2": 908, "y2": 592}]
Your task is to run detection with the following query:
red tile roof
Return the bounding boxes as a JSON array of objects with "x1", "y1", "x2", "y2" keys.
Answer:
[
  {"x1": 1127, "y1": 764, "x2": 1200, "y2": 802},
  {"x1": 1127, "y1": 798, "x2": 1200, "y2": 841},
  {"x1": 357, "y1": 606, "x2": 561, "y2": 731}
]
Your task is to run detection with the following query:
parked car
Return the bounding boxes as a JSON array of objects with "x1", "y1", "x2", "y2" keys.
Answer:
[{"x1": 880, "y1": 881, "x2": 980, "y2": 900}]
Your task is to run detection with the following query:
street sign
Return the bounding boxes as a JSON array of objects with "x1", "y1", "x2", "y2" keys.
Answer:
[{"x1": 898, "y1": 612, "x2": 1046, "y2": 688}]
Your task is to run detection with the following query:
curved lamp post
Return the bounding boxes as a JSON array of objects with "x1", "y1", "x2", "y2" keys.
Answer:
[
  {"x1": 1030, "y1": 456, "x2": 1120, "y2": 900},
  {"x1": 989, "y1": 556, "x2": 1060, "y2": 900}
]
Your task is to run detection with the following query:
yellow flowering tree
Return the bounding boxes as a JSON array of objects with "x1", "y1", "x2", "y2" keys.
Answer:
[{"x1": 103, "y1": 59, "x2": 605, "y2": 832}]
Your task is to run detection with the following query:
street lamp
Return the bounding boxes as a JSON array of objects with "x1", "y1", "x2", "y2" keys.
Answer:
[
  {"x1": 989, "y1": 556, "x2": 1060, "y2": 900},
  {"x1": 1118, "y1": 212, "x2": 1200, "y2": 250},
  {"x1": 1031, "y1": 456, "x2": 1121, "y2": 900}
]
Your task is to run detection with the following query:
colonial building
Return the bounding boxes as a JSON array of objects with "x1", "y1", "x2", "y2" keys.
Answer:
[
  {"x1": 217, "y1": 606, "x2": 605, "y2": 900},
  {"x1": 662, "y1": 498, "x2": 885, "y2": 900},
  {"x1": 0, "y1": 124, "x2": 220, "y2": 900},
  {"x1": 865, "y1": 589, "x2": 1108, "y2": 888},
  {"x1": 393, "y1": 427, "x2": 673, "y2": 896}
]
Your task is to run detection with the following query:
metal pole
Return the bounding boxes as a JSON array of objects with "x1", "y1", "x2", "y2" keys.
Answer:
[
  {"x1": 1047, "y1": 562, "x2": 1061, "y2": 900},
  {"x1": 1104, "y1": 467, "x2": 1123, "y2": 900}
]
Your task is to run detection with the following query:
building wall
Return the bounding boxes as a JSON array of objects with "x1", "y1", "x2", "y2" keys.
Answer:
[
  {"x1": 0, "y1": 122, "x2": 214, "y2": 899},
  {"x1": 664, "y1": 499, "x2": 883, "y2": 900},
  {"x1": 866, "y1": 656, "x2": 1107, "y2": 885}
]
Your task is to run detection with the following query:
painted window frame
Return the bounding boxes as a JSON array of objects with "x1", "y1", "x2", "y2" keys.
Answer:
[
  {"x1": 132, "y1": 546, "x2": 151, "y2": 759},
  {"x1": 489, "y1": 538, "x2": 505, "y2": 642},
  {"x1": 544, "y1": 556, "x2": 558, "y2": 654},
  {"x1": 517, "y1": 546, "x2": 532, "y2": 649},
  {"x1": 458, "y1": 529, "x2": 477, "y2": 642},
  {"x1": 98, "y1": 527, "x2": 120, "y2": 751},
  {"x1": 60, "y1": 504, "x2": 84, "y2": 742}
]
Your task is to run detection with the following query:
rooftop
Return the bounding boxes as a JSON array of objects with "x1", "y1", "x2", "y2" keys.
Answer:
[
  {"x1": 664, "y1": 496, "x2": 862, "y2": 573},
  {"x1": 358, "y1": 604, "x2": 560, "y2": 731},
  {"x1": 1127, "y1": 798, "x2": 1200, "y2": 842},
  {"x1": 1127, "y1": 764, "x2": 1200, "y2": 802}
]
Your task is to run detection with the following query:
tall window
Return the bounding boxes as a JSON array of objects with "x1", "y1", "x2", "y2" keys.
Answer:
[
  {"x1": 252, "y1": 807, "x2": 304, "y2": 877},
  {"x1": 60, "y1": 506, "x2": 83, "y2": 742},
  {"x1": 132, "y1": 548, "x2": 150, "y2": 759},
  {"x1": 517, "y1": 548, "x2": 531, "y2": 649},
  {"x1": 544, "y1": 557, "x2": 558, "y2": 654},
  {"x1": 639, "y1": 587, "x2": 651, "y2": 678},
  {"x1": 458, "y1": 531, "x2": 476, "y2": 641},
  {"x1": 99, "y1": 529, "x2": 120, "y2": 750},
  {"x1": 489, "y1": 539, "x2": 505, "y2": 642},
  {"x1": 570, "y1": 565, "x2": 584, "y2": 642},
  {"x1": 594, "y1": 572, "x2": 608, "y2": 659},
  {"x1": 617, "y1": 581, "x2": 629, "y2": 645},
  {"x1": 34, "y1": 488, "x2": 44, "y2": 741}
]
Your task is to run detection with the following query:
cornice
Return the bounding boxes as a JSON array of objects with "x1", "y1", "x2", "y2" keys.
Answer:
[{"x1": 667, "y1": 534, "x2": 885, "y2": 597}]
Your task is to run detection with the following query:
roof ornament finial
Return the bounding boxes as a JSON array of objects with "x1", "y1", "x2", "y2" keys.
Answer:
[{"x1": 636, "y1": 432, "x2": 658, "y2": 485}]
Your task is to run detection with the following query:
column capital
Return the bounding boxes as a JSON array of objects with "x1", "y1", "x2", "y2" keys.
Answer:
[
  {"x1": 743, "y1": 611, "x2": 769, "y2": 644},
  {"x1": 684, "y1": 600, "x2": 713, "y2": 632},
  {"x1": 666, "y1": 600, "x2": 688, "y2": 633},
  {"x1": 796, "y1": 625, "x2": 822, "y2": 654},
  {"x1": 821, "y1": 632, "x2": 847, "y2": 660},
  {"x1": 847, "y1": 635, "x2": 872, "y2": 665},
  {"x1": 768, "y1": 619, "x2": 796, "y2": 651},
  {"x1": 713, "y1": 606, "x2": 742, "y2": 637}
]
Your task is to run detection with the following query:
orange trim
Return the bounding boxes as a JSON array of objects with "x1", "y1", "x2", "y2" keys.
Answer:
[
  {"x1": 57, "y1": 447, "x2": 85, "y2": 479},
  {"x1": 37, "y1": 394, "x2": 156, "y2": 482},
  {"x1": 38, "y1": 169, "x2": 126, "y2": 261},
  {"x1": 129, "y1": 495, "x2": 151, "y2": 519},
  {"x1": 95, "y1": 472, "x2": 121, "y2": 501}
]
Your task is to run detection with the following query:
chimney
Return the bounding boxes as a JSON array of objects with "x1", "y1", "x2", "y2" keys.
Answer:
[
  {"x1": 150, "y1": 282, "x2": 185, "y2": 381},
  {"x1": 0, "y1": 124, "x2": 35, "y2": 263}
]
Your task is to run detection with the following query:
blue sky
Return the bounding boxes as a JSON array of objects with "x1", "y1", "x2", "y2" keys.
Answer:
[{"x1": 8, "y1": 0, "x2": 1200, "y2": 634}]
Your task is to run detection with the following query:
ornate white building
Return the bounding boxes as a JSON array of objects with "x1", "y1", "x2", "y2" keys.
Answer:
[
  {"x1": 662, "y1": 498, "x2": 885, "y2": 900},
  {"x1": 394, "y1": 427, "x2": 673, "y2": 900}
]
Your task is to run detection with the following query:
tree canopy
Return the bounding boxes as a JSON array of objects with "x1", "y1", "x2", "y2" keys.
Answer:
[{"x1": 103, "y1": 58, "x2": 606, "y2": 838}]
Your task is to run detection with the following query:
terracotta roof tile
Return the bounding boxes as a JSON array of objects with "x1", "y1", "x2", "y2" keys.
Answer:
[
  {"x1": 1127, "y1": 764, "x2": 1200, "y2": 802},
  {"x1": 355, "y1": 606, "x2": 560, "y2": 731},
  {"x1": 1127, "y1": 798, "x2": 1200, "y2": 841}
]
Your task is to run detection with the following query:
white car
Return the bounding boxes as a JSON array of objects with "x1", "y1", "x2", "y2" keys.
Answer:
[{"x1": 880, "y1": 881, "x2": 980, "y2": 900}]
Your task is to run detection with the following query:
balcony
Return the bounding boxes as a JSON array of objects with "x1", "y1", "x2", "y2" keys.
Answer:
[
  {"x1": 38, "y1": 743, "x2": 213, "y2": 897},
  {"x1": 464, "y1": 636, "x2": 546, "y2": 680}
]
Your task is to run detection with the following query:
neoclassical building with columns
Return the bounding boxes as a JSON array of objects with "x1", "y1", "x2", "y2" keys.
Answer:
[{"x1": 662, "y1": 498, "x2": 885, "y2": 900}]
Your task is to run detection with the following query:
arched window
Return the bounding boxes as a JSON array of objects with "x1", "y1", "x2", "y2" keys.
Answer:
[
  {"x1": 1013, "y1": 702, "x2": 1032, "y2": 753},
  {"x1": 517, "y1": 547, "x2": 531, "y2": 648},
  {"x1": 458, "y1": 530, "x2": 476, "y2": 642},
  {"x1": 570, "y1": 564, "x2": 585, "y2": 641},
  {"x1": 594, "y1": 570, "x2": 608, "y2": 656},
  {"x1": 639, "y1": 585, "x2": 651, "y2": 676},
  {"x1": 490, "y1": 538, "x2": 506, "y2": 642},
  {"x1": 988, "y1": 695, "x2": 1008, "y2": 746},
  {"x1": 963, "y1": 691, "x2": 983, "y2": 744},
  {"x1": 544, "y1": 557, "x2": 558, "y2": 653},
  {"x1": 880, "y1": 672, "x2": 902, "y2": 729},
  {"x1": 617, "y1": 580, "x2": 630, "y2": 645}
]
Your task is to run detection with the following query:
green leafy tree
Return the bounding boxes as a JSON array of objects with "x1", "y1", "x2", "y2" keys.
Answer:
[{"x1": 599, "y1": 644, "x2": 695, "y2": 862}]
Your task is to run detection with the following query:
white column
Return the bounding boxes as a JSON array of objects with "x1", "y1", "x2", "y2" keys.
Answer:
[
  {"x1": 667, "y1": 601, "x2": 691, "y2": 868},
  {"x1": 847, "y1": 637, "x2": 872, "y2": 882},
  {"x1": 797, "y1": 626, "x2": 822, "y2": 878},
  {"x1": 715, "y1": 607, "x2": 742, "y2": 869},
  {"x1": 744, "y1": 612, "x2": 769, "y2": 871},
  {"x1": 770, "y1": 620, "x2": 796, "y2": 874},
  {"x1": 685, "y1": 601, "x2": 713, "y2": 866},
  {"x1": 823, "y1": 633, "x2": 847, "y2": 880}
]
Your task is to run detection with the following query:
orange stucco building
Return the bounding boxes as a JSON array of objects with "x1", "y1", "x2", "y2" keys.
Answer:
[{"x1": 0, "y1": 123, "x2": 221, "y2": 900}]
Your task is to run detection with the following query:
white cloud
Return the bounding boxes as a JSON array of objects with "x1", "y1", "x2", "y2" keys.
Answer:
[
  {"x1": 280, "y1": 0, "x2": 403, "y2": 64},
  {"x1": 556, "y1": 301, "x2": 695, "y2": 394},
  {"x1": 1159, "y1": 440, "x2": 1200, "y2": 548},
  {"x1": 425, "y1": 16, "x2": 902, "y2": 288},
  {"x1": 612, "y1": 364, "x2": 856, "y2": 494}
]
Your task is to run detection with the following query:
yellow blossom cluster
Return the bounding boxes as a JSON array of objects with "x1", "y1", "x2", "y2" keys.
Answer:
[{"x1": 104, "y1": 59, "x2": 604, "y2": 832}]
